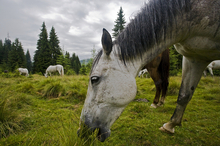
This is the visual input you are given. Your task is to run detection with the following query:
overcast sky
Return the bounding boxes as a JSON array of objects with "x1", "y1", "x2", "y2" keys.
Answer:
[{"x1": 0, "y1": 0, "x2": 146, "y2": 60}]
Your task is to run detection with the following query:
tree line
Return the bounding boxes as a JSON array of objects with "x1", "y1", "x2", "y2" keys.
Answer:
[
  {"x1": 0, "y1": 22, "x2": 81, "y2": 75},
  {"x1": 1, "y1": 8, "x2": 218, "y2": 76},
  {"x1": 33, "y1": 22, "x2": 81, "y2": 75},
  {"x1": 0, "y1": 38, "x2": 31, "y2": 72}
]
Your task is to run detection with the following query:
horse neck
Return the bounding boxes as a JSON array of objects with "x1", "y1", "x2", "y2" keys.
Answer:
[{"x1": 119, "y1": 37, "x2": 176, "y2": 78}]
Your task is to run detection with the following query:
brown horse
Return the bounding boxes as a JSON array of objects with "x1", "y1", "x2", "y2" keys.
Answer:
[{"x1": 142, "y1": 48, "x2": 170, "y2": 108}]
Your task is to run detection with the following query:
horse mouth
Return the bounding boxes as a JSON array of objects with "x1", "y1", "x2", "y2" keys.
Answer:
[{"x1": 77, "y1": 126, "x2": 110, "y2": 142}]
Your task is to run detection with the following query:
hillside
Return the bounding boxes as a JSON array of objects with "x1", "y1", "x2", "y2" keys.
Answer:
[
  {"x1": 0, "y1": 74, "x2": 219, "y2": 145},
  {"x1": 80, "y1": 58, "x2": 91, "y2": 65}
]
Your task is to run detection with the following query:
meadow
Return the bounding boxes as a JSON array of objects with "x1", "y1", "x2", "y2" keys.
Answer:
[{"x1": 0, "y1": 73, "x2": 219, "y2": 146}]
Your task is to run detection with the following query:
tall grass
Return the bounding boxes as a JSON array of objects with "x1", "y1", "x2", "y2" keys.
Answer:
[
  {"x1": 0, "y1": 91, "x2": 24, "y2": 138},
  {"x1": 0, "y1": 75, "x2": 219, "y2": 145}
]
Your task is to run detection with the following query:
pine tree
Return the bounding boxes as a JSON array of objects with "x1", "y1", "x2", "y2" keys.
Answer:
[
  {"x1": 33, "y1": 22, "x2": 51, "y2": 74},
  {"x1": 75, "y1": 55, "x2": 81, "y2": 74},
  {"x1": 0, "y1": 40, "x2": 3, "y2": 64},
  {"x1": 56, "y1": 54, "x2": 65, "y2": 67},
  {"x1": 79, "y1": 62, "x2": 87, "y2": 75},
  {"x1": 70, "y1": 53, "x2": 81, "y2": 74},
  {"x1": 64, "y1": 51, "x2": 71, "y2": 73},
  {"x1": 2, "y1": 38, "x2": 11, "y2": 65},
  {"x1": 112, "y1": 7, "x2": 126, "y2": 38},
  {"x1": 8, "y1": 38, "x2": 26, "y2": 71},
  {"x1": 26, "y1": 49, "x2": 32, "y2": 73},
  {"x1": 49, "y1": 26, "x2": 62, "y2": 65},
  {"x1": 169, "y1": 46, "x2": 182, "y2": 76}
]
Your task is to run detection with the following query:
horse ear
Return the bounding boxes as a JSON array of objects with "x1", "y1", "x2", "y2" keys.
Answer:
[{"x1": 102, "y1": 28, "x2": 112, "y2": 56}]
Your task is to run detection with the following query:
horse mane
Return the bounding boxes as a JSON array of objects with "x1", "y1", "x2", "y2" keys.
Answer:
[
  {"x1": 115, "y1": 0, "x2": 191, "y2": 63},
  {"x1": 91, "y1": 0, "x2": 191, "y2": 72}
]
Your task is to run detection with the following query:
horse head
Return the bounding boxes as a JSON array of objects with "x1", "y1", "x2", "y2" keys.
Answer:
[
  {"x1": 78, "y1": 29, "x2": 138, "y2": 142},
  {"x1": 44, "y1": 73, "x2": 48, "y2": 78}
]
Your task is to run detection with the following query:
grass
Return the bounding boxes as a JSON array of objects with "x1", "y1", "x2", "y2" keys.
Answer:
[{"x1": 0, "y1": 74, "x2": 219, "y2": 145}]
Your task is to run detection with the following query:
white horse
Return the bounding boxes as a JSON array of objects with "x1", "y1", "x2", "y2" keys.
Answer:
[
  {"x1": 78, "y1": 0, "x2": 220, "y2": 142},
  {"x1": 138, "y1": 69, "x2": 148, "y2": 78},
  {"x1": 18, "y1": 68, "x2": 29, "y2": 77},
  {"x1": 203, "y1": 60, "x2": 220, "y2": 77},
  {"x1": 44, "y1": 65, "x2": 64, "y2": 77}
]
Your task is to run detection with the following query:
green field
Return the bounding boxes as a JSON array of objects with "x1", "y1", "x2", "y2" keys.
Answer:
[{"x1": 0, "y1": 74, "x2": 219, "y2": 146}]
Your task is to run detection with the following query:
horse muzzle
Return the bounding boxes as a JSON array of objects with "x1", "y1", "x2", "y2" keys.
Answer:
[{"x1": 77, "y1": 119, "x2": 111, "y2": 142}]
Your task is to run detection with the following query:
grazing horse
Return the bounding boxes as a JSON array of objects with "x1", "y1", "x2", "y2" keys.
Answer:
[
  {"x1": 78, "y1": 0, "x2": 220, "y2": 142},
  {"x1": 44, "y1": 65, "x2": 64, "y2": 78},
  {"x1": 4, "y1": 70, "x2": 8, "y2": 73},
  {"x1": 145, "y1": 49, "x2": 169, "y2": 108},
  {"x1": 18, "y1": 68, "x2": 29, "y2": 77},
  {"x1": 138, "y1": 49, "x2": 170, "y2": 108},
  {"x1": 138, "y1": 69, "x2": 148, "y2": 78},
  {"x1": 203, "y1": 60, "x2": 220, "y2": 77}
]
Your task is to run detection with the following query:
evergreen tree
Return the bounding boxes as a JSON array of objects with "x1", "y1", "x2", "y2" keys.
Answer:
[
  {"x1": 49, "y1": 26, "x2": 62, "y2": 65},
  {"x1": 79, "y1": 62, "x2": 87, "y2": 75},
  {"x1": 2, "y1": 38, "x2": 11, "y2": 65},
  {"x1": 8, "y1": 38, "x2": 26, "y2": 71},
  {"x1": 0, "y1": 40, "x2": 3, "y2": 64},
  {"x1": 33, "y1": 22, "x2": 51, "y2": 74},
  {"x1": 70, "y1": 53, "x2": 81, "y2": 74},
  {"x1": 26, "y1": 49, "x2": 32, "y2": 73},
  {"x1": 169, "y1": 46, "x2": 182, "y2": 76},
  {"x1": 57, "y1": 54, "x2": 65, "y2": 67},
  {"x1": 75, "y1": 55, "x2": 81, "y2": 74},
  {"x1": 64, "y1": 51, "x2": 71, "y2": 73},
  {"x1": 112, "y1": 7, "x2": 126, "y2": 38}
]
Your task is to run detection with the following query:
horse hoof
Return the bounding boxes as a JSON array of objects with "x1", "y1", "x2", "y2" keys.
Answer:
[
  {"x1": 157, "y1": 103, "x2": 164, "y2": 107},
  {"x1": 150, "y1": 103, "x2": 157, "y2": 108},
  {"x1": 159, "y1": 123, "x2": 174, "y2": 134}
]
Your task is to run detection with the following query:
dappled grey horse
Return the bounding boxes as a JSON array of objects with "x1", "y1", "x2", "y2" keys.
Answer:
[
  {"x1": 138, "y1": 69, "x2": 148, "y2": 78},
  {"x1": 18, "y1": 68, "x2": 29, "y2": 77},
  {"x1": 78, "y1": 0, "x2": 220, "y2": 142},
  {"x1": 44, "y1": 65, "x2": 64, "y2": 77},
  {"x1": 203, "y1": 60, "x2": 220, "y2": 77}
]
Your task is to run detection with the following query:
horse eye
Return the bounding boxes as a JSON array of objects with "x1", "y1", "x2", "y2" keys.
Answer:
[{"x1": 91, "y1": 76, "x2": 100, "y2": 84}]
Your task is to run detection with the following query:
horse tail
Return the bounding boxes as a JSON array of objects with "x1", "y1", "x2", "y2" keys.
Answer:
[
  {"x1": 61, "y1": 66, "x2": 64, "y2": 76},
  {"x1": 158, "y1": 48, "x2": 170, "y2": 96}
]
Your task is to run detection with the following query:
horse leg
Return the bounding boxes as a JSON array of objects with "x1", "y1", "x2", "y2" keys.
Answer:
[
  {"x1": 58, "y1": 70, "x2": 61, "y2": 76},
  {"x1": 157, "y1": 79, "x2": 168, "y2": 107},
  {"x1": 203, "y1": 70, "x2": 207, "y2": 77},
  {"x1": 149, "y1": 68, "x2": 162, "y2": 108},
  {"x1": 157, "y1": 72, "x2": 169, "y2": 107},
  {"x1": 151, "y1": 80, "x2": 162, "y2": 108},
  {"x1": 208, "y1": 67, "x2": 214, "y2": 78},
  {"x1": 159, "y1": 56, "x2": 208, "y2": 133}
]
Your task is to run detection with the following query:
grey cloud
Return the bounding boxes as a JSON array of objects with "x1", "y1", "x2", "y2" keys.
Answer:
[{"x1": 0, "y1": 0, "x2": 145, "y2": 60}]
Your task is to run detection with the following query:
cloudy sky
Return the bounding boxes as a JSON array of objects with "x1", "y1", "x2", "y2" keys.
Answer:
[{"x1": 0, "y1": 0, "x2": 146, "y2": 60}]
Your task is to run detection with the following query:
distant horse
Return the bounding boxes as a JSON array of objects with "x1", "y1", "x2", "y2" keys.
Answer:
[
  {"x1": 138, "y1": 69, "x2": 148, "y2": 78},
  {"x1": 4, "y1": 70, "x2": 8, "y2": 73},
  {"x1": 144, "y1": 49, "x2": 169, "y2": 108},
  {"x1": 79, "y1": 0, "x2": 220, "y2": 142},
  {"x1": 138, "y1": 49, "x2": 170, "y2": 108},
  {"x1": 203, "y1": 60, "x2": 220, "y2": 77},
  {"x1": 44, "y1": 65, "x2": 64, "y2": 77},
  {"x1": 18, "y1": 68, "x2": 29, "y2": 77}
]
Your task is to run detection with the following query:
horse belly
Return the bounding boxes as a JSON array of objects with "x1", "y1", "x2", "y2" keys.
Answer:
[{"x1": 175, "y1": 37, "x2": 220, "y2": 61}]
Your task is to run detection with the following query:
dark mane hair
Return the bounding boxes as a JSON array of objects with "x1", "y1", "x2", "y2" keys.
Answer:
[
  {"x1": 116, "y1": 0, "x2": 191, "y2": 63},
  {"x1": 91, "y1": 0, "x2": 191, "y2": 73}
]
